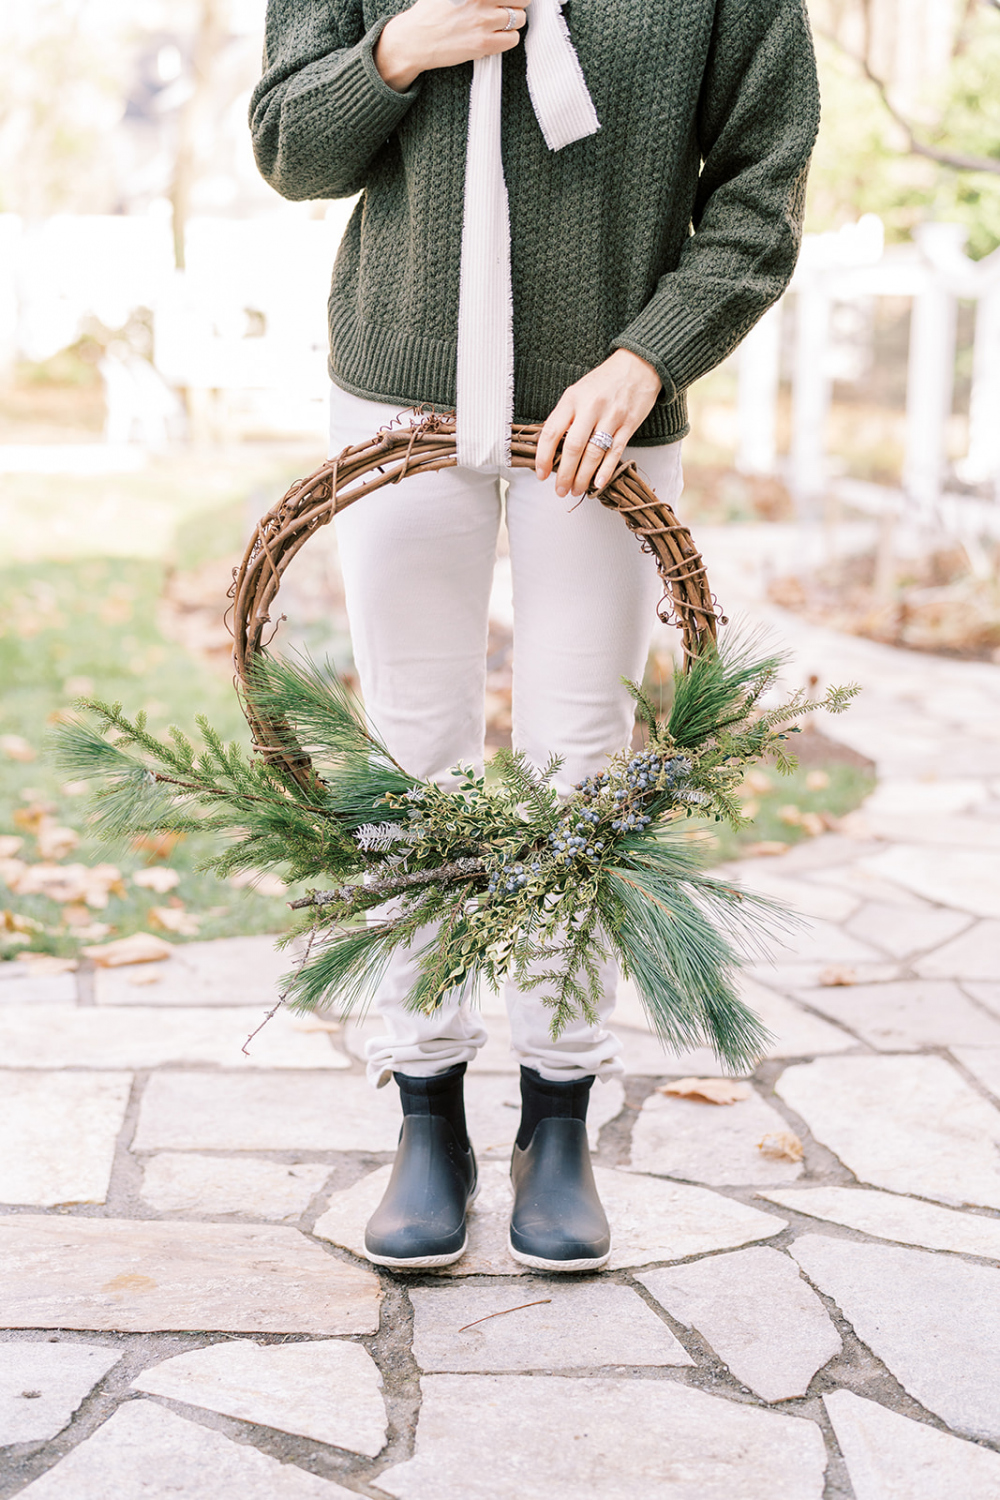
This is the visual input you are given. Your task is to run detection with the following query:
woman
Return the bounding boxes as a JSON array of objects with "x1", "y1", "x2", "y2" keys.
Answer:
[{"x1": 251, "y1": 0, "x2": 818, "y2": 1271}]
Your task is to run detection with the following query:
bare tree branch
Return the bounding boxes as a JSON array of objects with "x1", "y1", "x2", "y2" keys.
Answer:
[{"x1": 819, "y1": 16, "x2": 1000, "y2": 178}]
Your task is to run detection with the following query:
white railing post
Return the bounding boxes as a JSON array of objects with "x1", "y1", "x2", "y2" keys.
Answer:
[
  {"x1": 903, "y1": 223, "x2": 966, "y2": 513},
  {"x1": 960, "y1": 273, "x2": 1000, "y2": 499},
  {"x1": 736, "y1": 301, "x2": 782, "y2": 476},
  {"x1": 789, "y1": 276, "x2": 832, "y2": 513}
]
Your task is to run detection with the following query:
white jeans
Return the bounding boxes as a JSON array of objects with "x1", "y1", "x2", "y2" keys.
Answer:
[{"x1": 328, "y1": 386, "x2": 683, "y2": 1087}]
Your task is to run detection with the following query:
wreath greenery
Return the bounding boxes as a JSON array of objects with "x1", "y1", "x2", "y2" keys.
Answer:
[{"x1": 53, "y1": 415, "x2": 856, "y2": 1071}]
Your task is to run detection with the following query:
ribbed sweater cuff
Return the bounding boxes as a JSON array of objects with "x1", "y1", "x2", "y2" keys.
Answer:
[
  {"x1": 290, "y1": 17, "x2": 421, "y2": 147},
  {"x1": 612, "y1": 289, "x2": 723, "y2": 404}
]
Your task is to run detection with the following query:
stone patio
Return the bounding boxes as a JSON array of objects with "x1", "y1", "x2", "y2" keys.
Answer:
[{"x1": 2, "y1": 584, "x2": 1000, "y2": 1498}]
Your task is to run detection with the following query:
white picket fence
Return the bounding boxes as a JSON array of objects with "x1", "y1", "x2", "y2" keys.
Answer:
[{"x1": 2, "y1": 207, "x2": 999, "y2": 543}]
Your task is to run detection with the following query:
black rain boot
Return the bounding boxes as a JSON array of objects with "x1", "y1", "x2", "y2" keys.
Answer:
[
  {"x1": 508, "y1": 1066, "x2": 611, "y2": 1272},
  {"x1": 364, "y1": 1063, "x2": 478, "y2": 1270}
]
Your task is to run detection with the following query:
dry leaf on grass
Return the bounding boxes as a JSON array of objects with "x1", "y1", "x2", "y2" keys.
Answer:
[
  {"x1": 81, "y1": 932, "x2": 173, "y2": 967},
  {"x1": 2, "y1": 909, "x2": 44, "y2": 937},
  {"x1": 228, "y1": 870, "x2": 287, "y2": 897},
  {"x1": 805, "y1": 770, "x2": 830, "y2": 791},
  {"x1": 60, "y1": 781, "x2": 90, "y2": 798},
  {"x1": 799, "y1": 812, "x2": 825, "y2": 838},
  {"x1": 132, "y1": 832, "x2": 186, "y2": 862},
  {"x1": 778, "y1": 804, "x2": 802, "y2": 827},
  {"x1": 659, "y1": 1077, "x2": 752, "y2": 1106},
  {"x1": 819, "y1": 966, "x2": 857, "y2": 987},
  {"x1": 132, "y1": 867, "x2": 181, "y2": 894},
  {"x1": 11, "y1": 863, "x2": 125, "y2": 908},
  {"x1": 740, "y1": 799, "x2": 760, "y2": 820},
  {"x1": 13, "y1": 802, "x2": 56, "y2": 834},
  {"x1": 0, "y1": 836, "x2": 24, "y2": 859},
  {"x1": 0, "y1": 858, "x2": 28, "y2": 889},
  {"x1": 757, "y1": 1131, "x2": 804, "y2": 1162},
  {"x1": 0, "y1": 735, "x2": 36, "y2": 763},
  {"x1": 71, "y1": 922, "x2": 114, "y2": 941},
  {"x1": 35, "y1": 822, "x2": 80, "y2": 860},
  {"x1": 743, "y1": 841, "x2": 790, "y2": 858},
  {"x1": 148, "y1": 906, "x2": 201, "y2": 936},
  {"x1": 14, "y1": 952, "x2": 78, "y2": 974},
  {"x1": 742, "y1": 769, "x2": 772, "y2": 795}
]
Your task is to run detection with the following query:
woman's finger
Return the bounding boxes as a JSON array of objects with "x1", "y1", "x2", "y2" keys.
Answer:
[
  {"x1": 492, "y1": 4, "x2": 527, "y2": 28},
  {"x1": 591, "y1": 429, "x2": 630, "y2": 494},
  {"x1": 535, "y1": 399, "x2": 574, "y2": 480},
  {"x1": 571, "y1": 426, "x2": 616, "y2": 497},
  {"x1": 554, "y1": 411, "x2": 598, "y2": 497}
]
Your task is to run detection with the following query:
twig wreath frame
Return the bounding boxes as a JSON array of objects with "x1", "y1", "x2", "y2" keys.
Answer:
[
  {"x1": 229, "y1": 411, "x2": 722, "y2": 791},
  {"x1": 56, "y1": 410, "x2": 856, "y2": 1070}
]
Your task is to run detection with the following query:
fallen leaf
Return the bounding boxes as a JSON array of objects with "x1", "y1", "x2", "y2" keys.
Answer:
[
  {"x1": 132, "y1": 867, "x2": 181, "y2": 894},
  {"x1": 757, "y1": 1131, "x2": 804, "y2": 1162},
  {"x1": 14, "y1": 953, "x2": 78, "y2": 974},
  {"x1": 659, "y1": 1077, "x2": 752, "y2": 1105},
  {"x1": 819, "y1": 965, "x2": 857, "y2": 987},
  {"x1": 127, "y1": 969, "x2": 164, "y2": 986},
  {"x1": 0, "y1": 836, "x2": 24, "y2": 858},
  {"x1": 2, "y1": 909, "x2": 45, "y2": 936},
  {"x1": 35, "y1": 823, "x2": 80, "y2": 860},
  {"x1": 0, "y1": 858, "x2": 28, "y2": 888},
  {"x1": 132, "y1": 832, "x2": 186, "y2": 862},
  {"x1": 228, "y1": 870, "x2": 287, "y2": 897},
  {"x1": 743, "y1": 769, "x2": 772, "y2": 794},
  {"x1": 13, "y1": 802, "x2": 56, "y2": 833},
  {"x1": 0, "y1": 734, "x2": 36, "y2": 763},
  {"x1": 71, "y1": 922, "x2": 114, "y2": 941},
  {"x1": 743, "y1": 841, "x2": 790, "y2": 858},
  {"x1": 799, "y1": 812, "x2": 825, "y2": 838},
  {"x1": 778, "y1": 804, "x2": 802, "y2": 826},
  {"x1": 805, "y1": 770, "x2": 830, "y2": 791},
  {"x1": 62, "y1": 904, "x2": 95, "y2": 929},
  {"x1": 81, "y1": 932, "x2": 173, "y2": 967},
  {"x1": 60, "y1": 781, "x2": 91, "y2": 798},
  {"x1": 148, "y1": 906, "x2": 201, "y2": 936},
  {"x1": 740, "y1": 799, "x2": 760, "y2": 820}
]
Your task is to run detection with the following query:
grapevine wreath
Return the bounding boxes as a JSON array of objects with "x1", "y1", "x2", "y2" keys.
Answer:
[{"x1": 57, "y1": 412, "x2": 855, "y2": 1071}]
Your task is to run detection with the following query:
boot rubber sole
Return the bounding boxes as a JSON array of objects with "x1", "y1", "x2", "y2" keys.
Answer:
[
  {"x1": 365, "y1": 1238, "x2": 468, "y2": 1270},
  {"x1": 507, "y1": 1237, "x2": 611, "y2": 1272}
]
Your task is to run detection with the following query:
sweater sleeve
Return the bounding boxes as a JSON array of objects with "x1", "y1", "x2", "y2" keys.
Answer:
[
  {"x1": 610, "y1": 0, "x2": 819, "y2": 401},
  {"x1": 250, "y1": 0, "x2": 423, "y2": 201}
]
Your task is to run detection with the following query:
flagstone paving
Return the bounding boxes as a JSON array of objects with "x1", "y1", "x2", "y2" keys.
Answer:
[{"x1": 3, "y1": 597, "x2": 1000, "y2": 1498}]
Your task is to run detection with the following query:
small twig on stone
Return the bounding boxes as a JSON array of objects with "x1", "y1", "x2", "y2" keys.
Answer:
[
  {"x1": 457, "y1": 1299, "x2": 552, "y2": 1333},
  {"x1": 288, "y1": 858, "x2": 484, "y2": 911},
  {"x1": 241, "y1": 928, "x2": 317, "y2": 1055}
]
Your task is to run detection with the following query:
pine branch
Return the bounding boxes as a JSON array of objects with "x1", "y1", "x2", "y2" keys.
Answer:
[{"x1": 288, "y1": 857, "x2": 484, "y2": 911}]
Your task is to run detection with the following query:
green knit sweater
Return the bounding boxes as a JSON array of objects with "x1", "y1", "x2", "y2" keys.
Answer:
[{"x1": 251, "y1": 0, "x2": 819, "y2": 445}]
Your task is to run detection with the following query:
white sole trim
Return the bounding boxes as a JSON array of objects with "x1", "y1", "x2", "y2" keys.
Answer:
[
  {"x1": 508, "y1": 1238, "x2": 611, "y2": 1273},
  {"x1": 365, "y1": 1237, "x2": 468, "y2": 1271}
]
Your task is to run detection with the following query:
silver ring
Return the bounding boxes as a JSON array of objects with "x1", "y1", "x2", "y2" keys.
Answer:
[
  {"x1": 501, "y1": 7, "x2": 517, "y2": 29},
  {"x1": 587, "y1": 429, "x2": 614, "y2": 452}
]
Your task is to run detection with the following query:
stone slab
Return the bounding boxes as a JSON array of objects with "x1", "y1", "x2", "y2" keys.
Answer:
[
  {"x1": 965, "y1": 982, "x2": 1000, "y2": 1020},
  {"x1": 865, "y1": 812, "x2": 1000, "y2": 850},
  {"x1": 15, "y1": 1399, "x2": 358, "y2": 1499},
  {"x1": 776, "y1": 1055, "x2": 1000, "y2": 1209},
  {"x1": 409, "y1": 1280, "x2": 692, "y2": 1371},
  {"x1": 769, "y1": 918, "x2": 884, "y2": 965},
  {"x1": 824, "y1": 1390, "x2": 1000, "y2": 1500},
  {"x1": 846, "y1": 903, "x2": 973, "y2": 961},
  {"x1": 759, "y1": 1186, "x2": 1000, "y2": 1261},
  {"x1": 139, "y1": 1155, "x2": 331, "y2": 1220},
  {"x1": 915, "y1": 921, "x2": 1000, "y2": 980},
  {"x1": 952, "y1": 1048, "x2": 1000, "y2": 1105},
  {"x1": 863, "y1": 779, "x2": 987, "y2": 816},
  {"x1": 860, "y1": 847, "x2": 1000, "y2": 919},
  {"x1": 94, "y1": 934, "x2": 291, "y2": 1007},
  {"x1": 638, "y1": 1247, "x2": 840, "y2": 1401},
  {"x1": 376, "y1": 1375, "x2": 827, "y2": 1499},
  {"x1": 0, "y1": 1071, "x2": 132, "y2": 1207},
  {"x1": 725, "y1": 867, "x2": 861, "y2": 922},
  {"x1": 0, "y1": 971, "x2": 77, "y2": 1004},
  {"x1": 0, "y1": 1006, "x2": 348, "y2": 1070},
  {"x1": 749, "y1": 962, "x2": 901, "y2": 993},
  {"x1": 313, "y1": 1162, "x2": 787, "y2": 1275},
  {"x1": 0, "y1": 1342, "x2": 121, "y2": 1445},
  {"x1": 797, "y1": 979, "x2": 1000, "y2": 1051},
  {"x1": 133, "y1": 1337, "x2": 387, "y2": 1456},
  {"x1": 132, "y1": 1072, "x2": 401, "y2": 1153},
  {"x1": 627, "y1": 1087, "x2": 804, "y2": 1187},
  {"x1": 464, "y1": 1074, "x2": 624, "y2": 1159},
  {"x1": 0, "y1": 1215, "x2": 380, "y2": 1333},
  {"x1": 792, "y1": 1234, "x2": 1000, "y2": 1442}
]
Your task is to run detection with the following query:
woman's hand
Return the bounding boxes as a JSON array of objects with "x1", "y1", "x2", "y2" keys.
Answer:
[
  {"x1": 376, "y1": 0, "x2": 529, "y2": 93},
  {"x1": 535, "y1": 350, "x2": 662, "y2": 497}
]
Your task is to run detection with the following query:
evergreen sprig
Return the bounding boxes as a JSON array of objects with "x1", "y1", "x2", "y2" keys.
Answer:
[{"x1": 52, "y1": 637, "x2": 858, "y2": 1072}]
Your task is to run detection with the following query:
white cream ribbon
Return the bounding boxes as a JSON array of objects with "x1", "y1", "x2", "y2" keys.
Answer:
[{"x1": 455, "y1": 0, "x2": 600, "y2": 471}]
